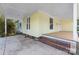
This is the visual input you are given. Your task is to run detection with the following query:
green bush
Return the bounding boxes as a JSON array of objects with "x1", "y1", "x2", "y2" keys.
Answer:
[
  {"x1": 0, "y1": 16, "x2": 16, "y2": 37},
  {"x1": 77, "y1": 19, "x2": 79, "y2": 25},
  {"x1": 0, "y1": 15, "x2": 5, "y2": 37},
  {"x1": 7, "y1": 19, "x2": 16, "y2": 36}
]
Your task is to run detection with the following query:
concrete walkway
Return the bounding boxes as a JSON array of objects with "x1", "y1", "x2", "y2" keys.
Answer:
[
  {"x1": 76, "y1": 42, "x2": 79, "y2": 55},
  {"x1": 0, "y1": 35, "x2": 70, "y2": 55},
  {"x1": 0, "y1": 37, "x2": 5, "y2": 55}
]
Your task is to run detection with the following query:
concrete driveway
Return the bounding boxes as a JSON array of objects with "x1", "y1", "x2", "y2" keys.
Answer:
[{"x1": 0, "y1": 35, "x2": 70, "y2": 55}]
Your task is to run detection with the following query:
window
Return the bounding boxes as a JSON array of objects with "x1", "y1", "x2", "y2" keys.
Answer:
[
  {"x1": 50, "y1": 17, "x2": 53, "y2": 30},
  {"x1": 19, "y1": 23, "x2": 21, "y2": 28},
  {"x1": 26, "y1": 17, "x2": 30, "y2": 30}
]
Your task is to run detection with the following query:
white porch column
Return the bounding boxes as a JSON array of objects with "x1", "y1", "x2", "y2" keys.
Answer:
[
  {"x1": 5, "y1": 18, "x2": 7, "y2": 36},
  {"x1": 3, "y1": 17, "x2": 7, "y2": 55},
  {"x1": 70, "y1": 3, "x2": 77, "y2": 54}
]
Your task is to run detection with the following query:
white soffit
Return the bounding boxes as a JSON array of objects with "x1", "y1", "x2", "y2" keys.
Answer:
[
  {"x1": 0, "y1": 3, "x2": 73, "y2": 20},
  {"x1": 77, "y1": 4, "x2": 79, "y2": 19}
]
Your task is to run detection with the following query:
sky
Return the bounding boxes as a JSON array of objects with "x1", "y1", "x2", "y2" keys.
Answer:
[{"x1": 0, "y1": 3, "x2": 73, "y2": 20}]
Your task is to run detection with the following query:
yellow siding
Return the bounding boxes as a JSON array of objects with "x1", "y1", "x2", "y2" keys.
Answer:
[
  {"x1": 28, "y1": 12, "x2": 40, "y2": 37},
  {"x1": 39, "y1": 12, "x2": 59, "y2": 35},
  {"x1": 22, "y1": 12, "x2": 40, "y2": 37},
  {"x1": 27, "y1": 11, "x2": 60, "y2": 37},
  {"x1": 61, "y1": 19, "x2": 73, "y2": 31},
  {"x1": 22, "y1": 11, "x2": 73, "y2": 37}
]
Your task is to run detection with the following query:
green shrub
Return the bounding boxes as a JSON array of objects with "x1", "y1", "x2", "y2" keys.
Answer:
[
  {"x1": 0, "y1": 15, "x2": 5, "y2": 37},
  {"x1": 7, "y1": 19, "x2": 16, "y2": 36},
  {"x1": 0, "y1": 16, "x2": 16, "y2": 37}
]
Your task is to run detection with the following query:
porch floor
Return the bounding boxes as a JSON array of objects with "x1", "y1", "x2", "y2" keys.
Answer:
[
  {"x1": 44, "y1": 31, "x2": 73, "y2": 40},
  {"x1": 0, "y1": 35, "x2": 70, "y2": 55}
]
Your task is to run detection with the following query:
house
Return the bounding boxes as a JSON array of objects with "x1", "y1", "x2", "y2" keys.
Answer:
[
  {"x1": 21, "y1": 10, "x2": 74, "y2": 54},
  {"x1": 0, "y1": 3, "x2": 77, "y2": 55},
  {"x1": 22, "y1": 10, "x2": 73, "y2": 38}
]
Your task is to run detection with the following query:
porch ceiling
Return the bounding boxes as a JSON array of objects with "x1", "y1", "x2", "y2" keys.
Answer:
[{"x1": 0, "y1": 3, "x2": 73, "y2": 20}]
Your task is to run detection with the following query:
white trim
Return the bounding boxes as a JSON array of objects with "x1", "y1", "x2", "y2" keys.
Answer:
[
  {"x1": 73, "y1": 3, "x2": 78, "y2": 42},
  {"x1": 5, "y1": 18, "x2": 7, "y2": 36},
  {"x1": 5, "y1": 16, "x2": 18, "y2": 21}
]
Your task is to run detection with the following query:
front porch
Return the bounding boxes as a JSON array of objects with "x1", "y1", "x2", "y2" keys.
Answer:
[{"x1": 39, "y1": 31, "x2": 75, "y2": 54}]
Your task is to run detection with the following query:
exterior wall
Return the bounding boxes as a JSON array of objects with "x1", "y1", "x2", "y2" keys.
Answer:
[
  {"x1": 61, "y1": 19, "x2": 73, "y2": 31},
  {"x1": 22, "y1": 11, "x2": 73, "y2": 37},
  {"x1": 27, "y1": 12, "x2": 40, "y2": 37},
  {"x1": 22, "y1": 12, "x2": 40, "y2": 37},
  {"x1": 39, "y1": 12, "x2": 59, "y2": 36},
  {"x1": 22, "y1": 11, "x2": 59, "y2": 37}
]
